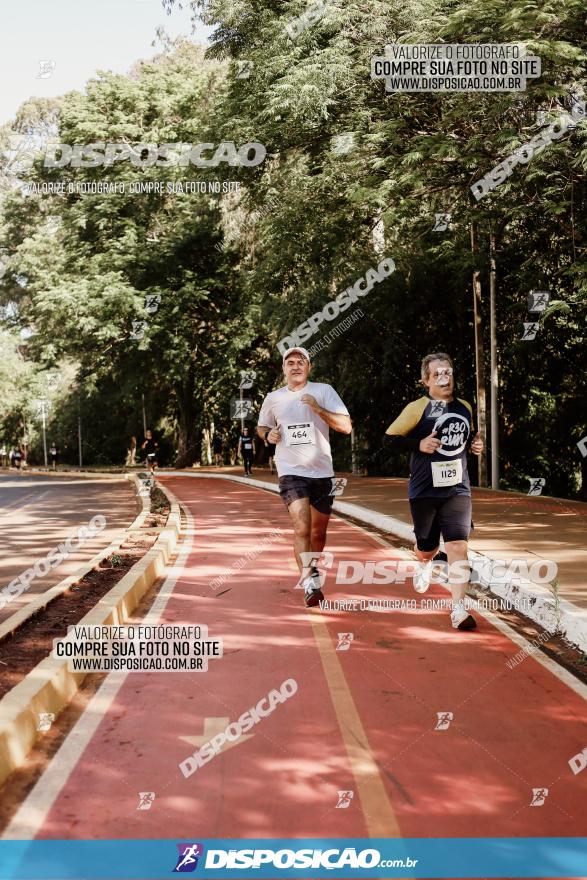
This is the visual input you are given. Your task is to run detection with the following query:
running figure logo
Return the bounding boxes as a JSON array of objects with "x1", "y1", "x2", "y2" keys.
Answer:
[
  {"x1": 433, "y1": 213, "x2": 451, "y2": 232},
  {"x1": 236, "y1": 60, "x2": 253, "y2": 79},
  {"x1": 331, "y1": 132, "x2": 356, "y2": 155},
  {"x1": 329, "y1": 477, "x2": 347, "y2": 497},
  {"x1": 137, "y1": 792, "x2": 155, "y2": 811},
  {"x1": 528, "y1": 477, "x2": 545, "y2": 496},
  {"x1": 231, "y1": 398, "x2": 254, "y2": 420},
  {"x1": 527, "y1": 291, "x2": 550, "y2": 313},
  {"x1": 298, "y1": 550, "x2": 334, "y2": 587},
  {"x1": 336, "y1": 633, "x2": 354, "y2": 651},
  {"x1": 435, "y1": 712, "x2": 453, "y2": 730},
  {"x1": 173, "y1": 843, "x2": 204, "y2": 872},
  {"x1": 521, "y1": 322, "x2": 540, "y2": 341},
  {"x1": 131, "y1": 320, "x2": 148, "y2": 340},
  {"x1": 239, "y1": 369, "x2": 257, "y2": 390},
  {"x1": 45, "y1": 372, "x2": 61, "y2": 391},
  {"x1": 138, "y1": 475, "x2": 155, "y2": 496},
  {"x1": 530, "y1": 788, "x2": 549, "y2": 806},
  {"x1": 37, "y1": 60, "x2": 56, "y2": 79},
  {"x1": 335, "y1": 790, "x2": 354, "y2": 809},
  {"x1": 144, "y1": 294, "x2": 161, "y2": 314},
  {"x1": 37, "y1": 713, "x2": 55, "y2": 732},
  {"x1": 428, "y1": 399, "x2": 447, "y2": 418},
  {"x1": 6, "y1": 134, "x2": 37, "y2": 175}
]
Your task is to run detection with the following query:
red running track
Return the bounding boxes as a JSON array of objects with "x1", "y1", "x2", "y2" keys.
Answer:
[{"x1": 5, "y1": 476, "x2": 587, "y2": 844}]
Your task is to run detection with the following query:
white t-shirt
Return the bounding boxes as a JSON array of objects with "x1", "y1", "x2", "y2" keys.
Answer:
[{"x1": 258, "y1": 381, "x2": 349, "y2": 478}]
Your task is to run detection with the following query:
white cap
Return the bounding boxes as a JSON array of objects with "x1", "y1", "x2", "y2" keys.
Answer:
[{"x1": 282, "y1": 347, "x2": 311, "y2": 364}]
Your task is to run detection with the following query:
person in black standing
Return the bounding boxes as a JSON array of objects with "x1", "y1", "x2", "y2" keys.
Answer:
[
  {"x1": 49, "y1": 442, "x2": 58, "y2": 470},
  {"x1": 237, "y1": 427, "x2": 255, "y2": 476},
  {"x1": 212, "y1": 432, "x2": 224, "y2": 467},
  {"x1": 141, "y1": 430, "x2": 159, "y2": 474}
]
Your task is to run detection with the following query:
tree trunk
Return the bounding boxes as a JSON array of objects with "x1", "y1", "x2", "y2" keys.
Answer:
[
  {"x1": 470, "y1": 222, "x2": 487, "y2": 486},
  {"x1": 174, "y1": 365, "x2": 200, "y2": 468},
  {"x1": 489, "y1": 228, "x2": 499, "y2": 489}
]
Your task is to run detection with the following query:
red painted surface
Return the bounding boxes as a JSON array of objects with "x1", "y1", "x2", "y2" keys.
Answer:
[{"x1": 35, "y1": 477, "x2": 586, "y2": 842}]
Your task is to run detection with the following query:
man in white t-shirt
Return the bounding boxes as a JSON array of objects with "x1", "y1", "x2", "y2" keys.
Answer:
[{"x1": 257, "y1": 347, "x2": 352, "y2": 606}]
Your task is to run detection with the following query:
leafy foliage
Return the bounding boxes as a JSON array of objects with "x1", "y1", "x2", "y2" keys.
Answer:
[{"x1": 0, "y1": 3, "x2": 585, "y2": 497}]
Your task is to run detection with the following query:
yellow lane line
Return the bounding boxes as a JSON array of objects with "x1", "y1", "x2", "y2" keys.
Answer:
[{"x1": 307, "y1": 610, "x2": 402, "y2": 838}]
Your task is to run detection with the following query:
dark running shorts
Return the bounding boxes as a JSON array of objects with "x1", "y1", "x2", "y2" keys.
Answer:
[
  {"x1": 279, "y1": 475, "x2": 334, "y2": 515},
  {"x1": 409, "y1": 494, "x2": 472, "y2": 551}
]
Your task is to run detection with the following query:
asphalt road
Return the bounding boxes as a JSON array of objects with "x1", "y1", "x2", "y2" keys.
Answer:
[{"x1": 0, "y1": 471, "x2": 138, "y2": 626}]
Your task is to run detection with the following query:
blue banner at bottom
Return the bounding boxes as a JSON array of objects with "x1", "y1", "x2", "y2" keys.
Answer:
[{"x1": 0, "y1": 838, "x2": 586, "y2": 879}]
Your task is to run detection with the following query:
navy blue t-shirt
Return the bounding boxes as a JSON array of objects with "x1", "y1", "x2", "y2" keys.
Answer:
[{"x1": 386, "y1": 396, "x2": 474, "y2": 499}]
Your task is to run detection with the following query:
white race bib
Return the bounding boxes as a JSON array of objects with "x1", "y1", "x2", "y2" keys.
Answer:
[
  {"x1": 431, "y1": 459, "x2": 462, "y2": 487},
  {"x1": 285, "y1": 423, "x2": 316, "y2": 447}
]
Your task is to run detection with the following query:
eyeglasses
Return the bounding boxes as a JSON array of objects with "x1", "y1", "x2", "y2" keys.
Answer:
[{"x1": 432, "y1": 368, "x2": 453, "y2": 378}]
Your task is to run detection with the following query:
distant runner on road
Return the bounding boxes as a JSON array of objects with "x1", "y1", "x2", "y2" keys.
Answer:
[
  {"x1": 212, "y1": 432, "x2": 224, "y2": 467},
  {"x1": 385, "y1": 352, "x2": 484, "y2": 631},
  {"x1": 141, "y1": 430, "x2": 159, "y2": 474},
  {"x1": 12, "y1": 447, "x2": 24, "y2": 472},
  {"x1": 258, "y1": 347, "x2": 352, "y2": 607},
  {"x1": 238, "y1": 427, "x2": 255, "y2": 476}
]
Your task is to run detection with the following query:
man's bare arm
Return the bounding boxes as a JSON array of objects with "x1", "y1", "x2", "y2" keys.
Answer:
[{"x1": 300, "y1": 394, "x2": 352, "y2": 434}]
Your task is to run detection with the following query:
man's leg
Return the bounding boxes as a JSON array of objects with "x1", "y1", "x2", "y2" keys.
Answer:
[
  {"x1": 439, "y1": 496, "x2": 476, "y2": 629},
  {"x1": 310, "y1": 507, "x2": 330, "y2": 556},
  {"x1": 287, "y1": 497, "x2": 312, "y2": 578},
  {"x1": 409, "y1": 498, "x2": 441, "y2": 591},
  {"x1": 445, "y1": 540, "x2": 469, "y2": 604},
  {"x1": 414, "y1": 545, "x2": 438, "y2": 564}
]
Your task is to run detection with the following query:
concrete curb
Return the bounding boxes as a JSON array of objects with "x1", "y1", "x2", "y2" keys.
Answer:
[
  {"x1": 0, "y1": 483, "x2": 182, "y2": 789},
  {"x1": 162, "y1": 471, "x2": 587, "y2": 654},
  {"x1": 0, "y1": 474, "x2": 148, "y2": 645}
]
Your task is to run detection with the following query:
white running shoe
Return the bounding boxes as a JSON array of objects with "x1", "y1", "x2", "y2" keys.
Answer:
[
  {"x1": 294, "y1": 565, "x2": 323, "y2": 590},
  {"x1": 303, "y1": 572, "x2": 324, "y2": 607},
  {"x1": 413, "y1": 560, "x2": 434, "y2": 593},
  {"x1": 450, "y1": 601, "x2": 477, "y2": 631}
]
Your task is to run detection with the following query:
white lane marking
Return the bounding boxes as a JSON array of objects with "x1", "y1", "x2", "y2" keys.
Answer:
[{"x1": 2, "y1": 493, "x2": 194, "y2": 840}]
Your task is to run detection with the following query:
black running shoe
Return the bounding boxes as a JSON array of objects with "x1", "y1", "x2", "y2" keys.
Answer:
[{"x1": 304, "y1": 587, "x2": 324, "y2": 607}]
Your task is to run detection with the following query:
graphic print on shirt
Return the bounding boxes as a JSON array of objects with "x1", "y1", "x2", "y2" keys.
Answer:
[{"x1": 431, "y1": 410, "x2": 470, "y2": 457}]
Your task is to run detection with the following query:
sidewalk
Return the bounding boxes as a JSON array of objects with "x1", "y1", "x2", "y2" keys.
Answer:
[{"x1": 179, "y1": 467, "x2": 587, "y2": 650}]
